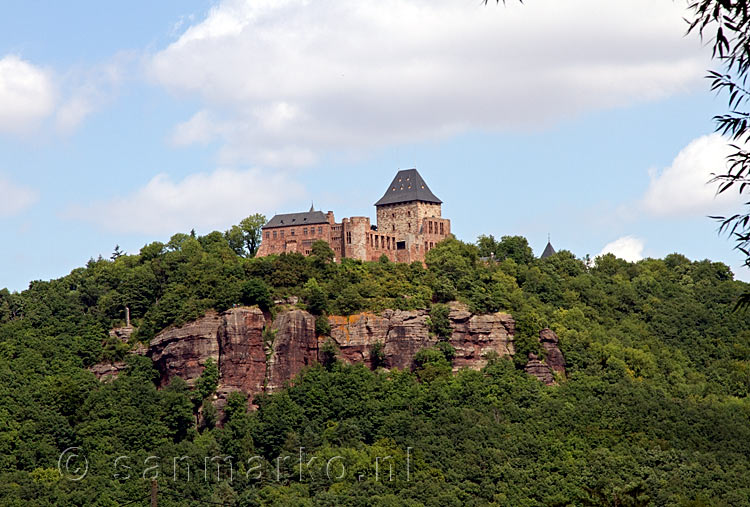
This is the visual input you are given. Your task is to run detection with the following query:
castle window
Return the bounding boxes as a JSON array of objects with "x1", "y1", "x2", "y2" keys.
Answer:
[
  {"x1": 265, "y1": 231, "x2": 270, "y2": 239},
  {"x1": 429, "y1": 221, "x2": 433, "y2": 234},
  {"x1": 392, "y1": 213, "x2": 395, "y2": 218},
  {"x1": 381, "y1": 236, "x2": 385, "y2": 249},
  {"x1": 408, "y1": 223, "x2": 411, "y2": 231},
  {"x1": 439, "y1": 222, "x2": 444, "y2": 235},
  {"x1": 318, "y1": 226, "x2": 323, "y2": 235},
  {"x1": 273, "y1": 230, "x2": 277, "y2": 238},
  {"x1": 346, "y1": 231, "x2": 352, "y2": 244},
  {"x1": 407, "y1": 211, "x2": 411, "y2": 217},
  {"x1": 303, "y1": 227, "x2": 308, "y2": 236},
  {"x1": 281, "y1": 230, "x2": 285, "y2": 238},
  {"x1": 430, "y1": 242, "x2": 434, "y2": 249},
  {"x1": 291, "y1": 229, "x2": 295, "y2": 236},
  {"x1": 392, "y1": 224, "x2": 395, "y2": 232},
  {"x1": 425, "y1": 241, "x2": 428, "y2": 251}
]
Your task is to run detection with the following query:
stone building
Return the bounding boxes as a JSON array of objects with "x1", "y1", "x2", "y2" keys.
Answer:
[{"x1": 255, "y1": 168, "x2": 451, "y2": 263}]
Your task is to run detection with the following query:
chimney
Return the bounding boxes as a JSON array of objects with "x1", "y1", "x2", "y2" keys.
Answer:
[{"x1": 327, "y1": 211, "x2": 335, "y2": 224}]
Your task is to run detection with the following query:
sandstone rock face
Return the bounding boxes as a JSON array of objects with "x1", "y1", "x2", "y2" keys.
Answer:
[
  {"x1": 328, "y1": 303, "x2": 515, "y2": 371},
  {"x1": 266, "y1": 310, "x2": 318, "y2": 392},
  {"x1": 218, "y1": 307, "x2": 268, "y2": 395},
  {"x1": 524, "y1": 328, "x2": 566, "y2": 385},
  {"x1": 109, "y1": 325, "x2": 134, "y2": 343},
  {"x1": 448, "y1": 302, "x2": 515, "y2": 371},
  {"x1": 329, "y1": 312, "x2": 390, "y2": 368},
  {"x1": 382, "y1": 310, "x2": 436, "y2": 370},
  {"x1": 89, "y1": 361, "x2": 127, "y2": 381},
  {"x1": 113, "y1": 303, "x2": 517, "y2": 403},
  {"x1": 148, "y1": 311, "x2": 222, "y2": 387},
  {"x1": 539, "y1": 328, "x2": 566, "y2": 376},
  {"x1": 524, "y1": 353, "x2": 554, "y2": 385}
]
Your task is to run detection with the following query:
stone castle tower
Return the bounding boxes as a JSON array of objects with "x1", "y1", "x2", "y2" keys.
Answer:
[{"x1": 374, "y1": 168, "x2": 449, "y2": 258}]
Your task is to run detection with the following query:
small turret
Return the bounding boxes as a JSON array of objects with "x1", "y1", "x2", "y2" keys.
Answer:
[{"x1": 541, "y1": 234, "x2": 556, "y2": 259}]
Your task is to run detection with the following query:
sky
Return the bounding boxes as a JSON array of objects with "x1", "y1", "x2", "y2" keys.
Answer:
[{"x1": 0, "y1": 0, "x2": 747, "y2": 292}]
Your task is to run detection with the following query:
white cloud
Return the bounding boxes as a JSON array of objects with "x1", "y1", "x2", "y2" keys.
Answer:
[
  {"x1": 55, "y1": 54, "x2": 133, "y2": 134},
  {"x1": 598, "y1": 236, "x2": 645, "y2": 262},
  {"x1": 65, "y1": 168, "x2": 305, "y2": 234},
  {"x1": 642, "y1": 133, "x2": 746, "y2": 217},
  {"x1": 0, "y1": 55, "x2": 56, "y2": 133},
  {"x1": 0, "y1": 175, "x2": 39, "y2": 217},
  {"x1": 149, "y1": 0, "x2": 706, "y2": 167}
]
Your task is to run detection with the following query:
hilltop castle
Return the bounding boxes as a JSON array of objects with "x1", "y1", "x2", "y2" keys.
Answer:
[{"x1": 256, "y1": 168, "x2": 451, "y2": 263}]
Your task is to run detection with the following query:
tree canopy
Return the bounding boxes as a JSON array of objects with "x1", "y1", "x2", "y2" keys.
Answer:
[{"x1": 0, "y1": 212, "x2": 749, "y2": 504}]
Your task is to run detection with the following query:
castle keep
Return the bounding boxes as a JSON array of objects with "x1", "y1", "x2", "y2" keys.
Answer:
[{"x1": 255, "y1": 169, "x2": 451, "y2": 262}]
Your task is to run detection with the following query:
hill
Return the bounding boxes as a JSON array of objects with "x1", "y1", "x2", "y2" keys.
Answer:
[{"x1": 1, "y1": 226, "x2": 750, "y2": 505}]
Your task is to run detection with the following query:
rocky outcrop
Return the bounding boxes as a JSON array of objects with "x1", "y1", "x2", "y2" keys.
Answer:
[
  {"x1": 524, "y1": 353, "x2": 554, "y2": 385},
  {"x1": 328, "y1": 303, "x2": 515, "y2": 371},
  {"x1": 539, "y1": 328, "x2": 565, "y2": 376},
  {"x1": 266, "y1": 310, "x2": 318, "y2": 391},
  {"x1": 448, "y1": 302, "x2": 515, "y2": 371},
  {"x1": 90, "y1": 361, "x2": 127, "y2": 381},
  {"x1": 109, "y1": 325, "x2": 134, "y2": 343},
  {"x1": 148, "y1": 311, "x2": 223, "y2": 387},
  {"x1": 218, "y1": 307, "x2": 268, "y2": 395},
  {"x1": 329, "y1": 310, "x2": 437, "y2": 370},
  {"x1": 99, "y1": 303, "x2": 520, "y2": 401},
  {"x1": 524, "y1": 328, "x2": 566, "y2": 384}
]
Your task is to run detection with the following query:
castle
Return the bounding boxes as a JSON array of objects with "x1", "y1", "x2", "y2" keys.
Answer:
[{"x1": 256, "y1": 169, "x2": 451, "y2": 263}]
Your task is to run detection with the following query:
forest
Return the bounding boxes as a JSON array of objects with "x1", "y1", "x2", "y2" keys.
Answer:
[{"x1": 1, "y1": 219, "x2": 750, "y2": 506}]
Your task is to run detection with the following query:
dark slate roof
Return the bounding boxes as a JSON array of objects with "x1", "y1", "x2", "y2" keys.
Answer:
[
  {"x1": 374, "y1": 168, "x2": 442, "y2": 206},
  {"x1": 540, "y1": 241, "x2": 556, "y2": 259},
  {"x1": 263, "y1": 210, "x2": 329, "y2": 229}
]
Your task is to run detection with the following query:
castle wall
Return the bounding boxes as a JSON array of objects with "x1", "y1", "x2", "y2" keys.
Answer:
[
  {"x1": 421, "y1": 217, "x2": 451, "y2": 254},
  {"x1": 256, "y1": 221, "x2": 333, "y2": 257}
]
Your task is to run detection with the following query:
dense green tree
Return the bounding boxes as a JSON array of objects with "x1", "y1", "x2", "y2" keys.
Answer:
[{"x1": 225, "y1": 213, "x2": 267, "y2": 257}]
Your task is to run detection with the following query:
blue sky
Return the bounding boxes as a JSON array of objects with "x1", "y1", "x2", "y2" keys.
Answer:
[{"x1": 0, "y1": 0, "x2": 747, "y2": 292}]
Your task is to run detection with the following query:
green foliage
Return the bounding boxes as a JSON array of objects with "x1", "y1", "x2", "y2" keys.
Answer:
[
  {"x1": 194, "y1": 357, "x2": 219, "y2": 403},
  {"x1": 1, "y1": 215, "x2": 750, "y2": 505},
  {"x1": 334, "y1": 286, "x2": 364, "y2": 316},
  {"x1": 320, "y1": 339, "x2": 339, "y2": 370},
  {"x1": 414, "y1": 346, "x2": 452, "y2": 382},
  {"x1": 241, "y1": 278, "x2": 273, "y2": 311},
  {"x1": 477, "y1": 234, "x2": 535, "y2": 264},
  {"x1": 371, "y1": 341, "x2": 386, "y2": 369},
  {"x1": 427, "y1": 303, "x2": 452, "y2": 339},
  {"x1": 315, "y1": 314, "x2": 331, "y2": 336},
  {"x1": 310, "y1": 240, "x2": 335, "y2": 267},
  {"x1": 304, "y1": 278, "x2": 328, "y2": 315},
  {"x1": 225, "y1": 213, "x2": 267, "y2": 257}
]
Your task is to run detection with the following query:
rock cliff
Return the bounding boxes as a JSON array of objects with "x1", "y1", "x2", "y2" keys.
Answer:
[
  {"x1": 93, "y1": 303, "x2": 518, "y2": 400},
  {"x1": 328, "y1": 302, "x2": 515, "y2": 371},
  {"x1": 148, "y1": 310, "x2": 222, "y2": 387},
  {"x1": 524, "y1": 328, "x2": 566, "y2": 385}
]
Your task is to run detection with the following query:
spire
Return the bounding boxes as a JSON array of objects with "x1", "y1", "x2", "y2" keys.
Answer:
[
  {"x1": 309, "y1": 202, "x2": 315, "y2": 212},
  {"x1": 541, "y1": 236, "x2": 556, "y2": 259}
]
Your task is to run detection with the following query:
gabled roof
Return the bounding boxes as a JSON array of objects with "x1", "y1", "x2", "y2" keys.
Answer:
[
  {"x1": 263, "y1": 210, "x2": 329, "y2": 229},
  {"x1": 541, "y1": 241, "x2": 556, "y2": 259},
  {"x1": 374, "y1": 168, "x2": 442, "y2": 206}
]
